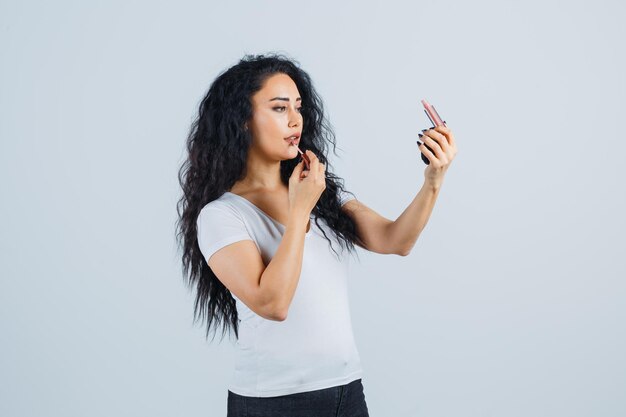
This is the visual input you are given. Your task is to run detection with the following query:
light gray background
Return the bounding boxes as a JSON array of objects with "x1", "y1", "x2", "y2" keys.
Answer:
[{"x1": 1, "y1": 1, "x2": 624, "y2": 416}]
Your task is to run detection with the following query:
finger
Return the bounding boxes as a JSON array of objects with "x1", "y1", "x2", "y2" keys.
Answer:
[
  {"x1": 433, "y1": 126, "x2": 458, "y2": 159},
  {"x1": 306, "y1": 150, "x2": 320, "y2": 170},
  {"x1": 434, "y1": 125, "x2": 456, "y2": 148},
  {"x1": 298, "y1": 162, "x2": 309, "y2": 177},
  {"x1": 292, "y1": 159, "x2": 305, "y2": 174},
  {"x1": 418, "y1": 142, "x2": 437, "y2": 163},
  {"x1": 317, "y1": 163, "x2": 326, "y2": 180},
  {"x1": 424, "y1": 128, "x2": 450, "y2": 151},
  {"x1": 418, "y1": 132, "x2": 443, "y2": 158},
  {"x1": 421, "y1": 129, "x2": 447, "y2": 159}
]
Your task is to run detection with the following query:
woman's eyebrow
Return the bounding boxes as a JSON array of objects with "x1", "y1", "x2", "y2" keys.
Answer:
[{"x1": 268, "y1": 97, "x2": 302, "y2": 102}]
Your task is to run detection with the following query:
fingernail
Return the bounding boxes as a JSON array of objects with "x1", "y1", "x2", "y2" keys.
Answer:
[
  {"x1": 418, "y1": 133, "x2": 424, "y2": 138},
  {"x1": 421, "y1": 129, "x2": 428, "y2": 132},
  {"x1": 416, "y1": 140, "x2": 423, "y2": 146}
]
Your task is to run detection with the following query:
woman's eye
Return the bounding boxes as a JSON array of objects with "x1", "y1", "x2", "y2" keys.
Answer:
[{"x1": 274, "y1": 106, "x2": 303, "y2": 112}]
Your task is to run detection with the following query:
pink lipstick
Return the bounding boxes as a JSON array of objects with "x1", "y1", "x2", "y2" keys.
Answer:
[{"x1": 421, "y1": 99, "x2": 446, "y2": 127}]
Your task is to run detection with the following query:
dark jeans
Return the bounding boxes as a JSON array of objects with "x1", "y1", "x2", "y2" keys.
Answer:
[{"x1": 227, "y1": 378, "x2": 370, "y2": 417}]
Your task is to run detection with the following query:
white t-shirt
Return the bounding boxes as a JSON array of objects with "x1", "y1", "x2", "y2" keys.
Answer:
[{"x1": 196, "y1": 190, "x2": 363, "y2": 397}]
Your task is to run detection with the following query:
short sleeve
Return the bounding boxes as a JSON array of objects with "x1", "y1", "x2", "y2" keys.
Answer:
[
  {"x1": 338, "y1": 189, "x2": 356, "y2": 206},
  {"x1": 196, "y1": 204, "x2": 254, "y2": 263}
]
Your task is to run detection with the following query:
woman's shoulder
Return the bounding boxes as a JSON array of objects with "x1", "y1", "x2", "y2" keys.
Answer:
[{"x1": 199, "y1": 193, "x2": 245, "y2": 219}]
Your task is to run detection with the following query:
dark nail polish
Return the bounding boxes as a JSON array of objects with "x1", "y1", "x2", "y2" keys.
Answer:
[
  {"x1": 418, "y1": 133, "x2": 424, "y2": 138},
  {"x1": 416, "y1": 140, "x2": 423, "y2": 146},
  {"x1": 421, "y1": 129, "x2": 428, "y2": 132}
]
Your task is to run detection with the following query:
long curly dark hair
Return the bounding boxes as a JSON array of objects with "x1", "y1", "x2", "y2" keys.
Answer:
[{"x1": 176, "y1": 52, "x2": 365, "y2": 343}]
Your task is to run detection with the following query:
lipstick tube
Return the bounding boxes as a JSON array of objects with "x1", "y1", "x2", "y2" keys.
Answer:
[{"x1": 421, "y1": 99, "x2": 445, "y2": 127}]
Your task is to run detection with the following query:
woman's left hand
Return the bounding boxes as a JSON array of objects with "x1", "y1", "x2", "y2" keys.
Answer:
[{"x1": 419, "y1": 124, "x2": 458, "y2": 188}]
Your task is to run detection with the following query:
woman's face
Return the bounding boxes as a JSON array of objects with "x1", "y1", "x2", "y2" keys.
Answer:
[{"x1": 246, "y1": 73, "x2": 303, "y2": 161}]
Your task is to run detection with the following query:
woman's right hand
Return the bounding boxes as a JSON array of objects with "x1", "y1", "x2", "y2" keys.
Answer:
[{"x1": 288, "y1": 150, "x2": 326, "y2": 217}]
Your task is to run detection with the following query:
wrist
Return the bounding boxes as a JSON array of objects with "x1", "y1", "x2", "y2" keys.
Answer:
[
  {"x1": 288, "y1": 207, "x2": 310, "y2": 226},
  {"x1": 424, "y1": 179, "x2": 442, "y2": 192}
]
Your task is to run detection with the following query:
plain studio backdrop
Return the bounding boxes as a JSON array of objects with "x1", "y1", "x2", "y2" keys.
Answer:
[{"x1": 1, "y1": 1, "x2": 624, "y2": 416}]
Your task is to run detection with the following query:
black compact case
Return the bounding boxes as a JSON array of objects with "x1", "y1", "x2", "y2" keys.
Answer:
[{"x1": 418, "y1": 139, "x2": 434, "y2": 165}]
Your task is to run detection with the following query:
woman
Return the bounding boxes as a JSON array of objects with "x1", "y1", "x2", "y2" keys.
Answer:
[{"x1": 176, "y1": 53, "x2": 457, "y2": 416}]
